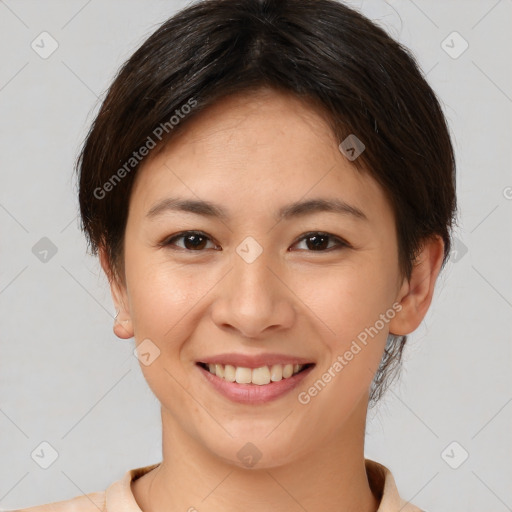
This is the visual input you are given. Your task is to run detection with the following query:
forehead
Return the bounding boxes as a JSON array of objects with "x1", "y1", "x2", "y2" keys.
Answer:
[{"x1": 129, "y1": 88, "x2": 392, "y2": 228}]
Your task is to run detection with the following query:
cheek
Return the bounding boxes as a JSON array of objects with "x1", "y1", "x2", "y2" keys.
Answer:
[
  {"x1": 292, "y1": 266, "x2": 394, "y2": 427},
  {"x1": 295, "y1": 260, "x2": 398, "y2": 342},
  {"x1": 123, "y1": 255, "x2": 207, "y2": 406},
  {"x1": 124, "y1": 248, "x2": 212, "y2": 339},
  {"x1": 294, "y1": 259, "x2": 398, "y2": 407}
]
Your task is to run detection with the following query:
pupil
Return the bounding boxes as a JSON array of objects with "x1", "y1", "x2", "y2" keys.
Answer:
[
  {"x1": 307, "y1": 235, "x2": 328, "y2": 251},
  {"x1": 185, "y1": 234, "x2": 206, "y2": 250},
  {"x1": 183, "y1": 234, "x2": 329, "y2": 251}
]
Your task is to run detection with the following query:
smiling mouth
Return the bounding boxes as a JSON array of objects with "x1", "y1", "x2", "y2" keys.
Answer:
[{"x1": 197, "y1": 362, "x2": 314, "y2": 385}]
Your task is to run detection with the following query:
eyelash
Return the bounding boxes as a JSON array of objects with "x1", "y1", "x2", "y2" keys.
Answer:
[{"x1": 159, "y1": 230, "x2": 351, "y2": 253}]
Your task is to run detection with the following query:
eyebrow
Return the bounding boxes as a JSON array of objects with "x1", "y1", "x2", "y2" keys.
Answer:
[{"x1": 146, "y1": 197, "x2": 368, "y2": 222}]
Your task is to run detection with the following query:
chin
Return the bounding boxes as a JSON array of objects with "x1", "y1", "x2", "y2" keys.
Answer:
[{"x1": 201, "y1": 430, "x2": 306, "y2": 470}]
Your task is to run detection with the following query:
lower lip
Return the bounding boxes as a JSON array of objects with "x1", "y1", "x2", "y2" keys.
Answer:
[{"x1": 197, "y1": 364, "x2": 314, "y2": 404}]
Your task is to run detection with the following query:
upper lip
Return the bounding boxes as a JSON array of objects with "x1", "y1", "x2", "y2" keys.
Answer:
[{"x1": 197, "y1": 353, "x2": 315, "y2": 369}]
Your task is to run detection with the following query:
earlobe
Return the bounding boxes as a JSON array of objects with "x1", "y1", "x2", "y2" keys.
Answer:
[
  {"x1": 111, "y1": 279, "x2": 134, "y2": 339},
  {"x1": 113, "y1": 314, "x2": 134, "y2": 339},
  {"x1": 388, "y1": 235, "x2": 445, "y2": 336},
  {"x1": 99, "y1": 246, "x2": 134, "y2": 340}
]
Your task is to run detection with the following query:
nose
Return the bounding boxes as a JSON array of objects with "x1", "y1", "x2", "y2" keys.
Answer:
[{"x1": 210, "y1": 247, "x2": 296, "y2": 339}]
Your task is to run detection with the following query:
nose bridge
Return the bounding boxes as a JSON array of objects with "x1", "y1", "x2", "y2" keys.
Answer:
[
  {"x1": 211, "y1": 237, "x2": 294, "y2": 338},
  {"x1": 231, "y1": 241, "x2": 276, "y2": 310}
]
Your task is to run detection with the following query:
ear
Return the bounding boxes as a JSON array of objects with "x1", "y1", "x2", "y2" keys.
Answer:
[
  {"x1": 388, "y1": 235, "x2": 445, "y2": 336},
  {"x1": 99, "y1": 246, "x2": 134, "y2": 339}
]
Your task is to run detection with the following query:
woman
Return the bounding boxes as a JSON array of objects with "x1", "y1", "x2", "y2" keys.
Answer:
[{"x1": 19, "y1": 0, "x2": 456, "y2": 510}]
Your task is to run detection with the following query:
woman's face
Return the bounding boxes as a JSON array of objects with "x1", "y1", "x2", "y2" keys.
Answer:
[{"x1": 115, "y1": 88, "x2": 406, "y2": 467}]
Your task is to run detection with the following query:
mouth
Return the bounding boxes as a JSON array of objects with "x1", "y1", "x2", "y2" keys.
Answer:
[
  {"x1": 195, "y1": 353, "x2": 316, "y2": 403},
  {"x1": 196, "y1": 361, "x2": 315, "y2": 386}
]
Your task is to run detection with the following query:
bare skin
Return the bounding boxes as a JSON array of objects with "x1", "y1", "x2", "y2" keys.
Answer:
[{"x1": 101, "y1": 87, "x2": 444, "y2": 512}]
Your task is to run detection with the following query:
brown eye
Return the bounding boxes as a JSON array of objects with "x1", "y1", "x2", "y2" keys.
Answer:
[
  {"x1": 161, "y1": 231, "x2": 349, "y2": 253},
  {"x1": 292, "y1": 232, "x2": 349, "y2": 252},
  {"x1": 163, "y1": 231, "x2": 217, "y2": 251}
]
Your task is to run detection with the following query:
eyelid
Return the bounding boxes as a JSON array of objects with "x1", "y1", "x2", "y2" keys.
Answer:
[
  {"x1": 290, "y1": 231, "x2": 351, "y2": 251},
  {"x1": 159, "y1": 230, "x2": 219, "y2": 250},
  {"x1": 159, "y1": 230, "x2": 351, "y2": 252}
]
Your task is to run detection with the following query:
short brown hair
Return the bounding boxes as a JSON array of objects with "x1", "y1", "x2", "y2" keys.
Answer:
[{"x1": 76, "y1": 0, "x2": 457, "y2": 406}]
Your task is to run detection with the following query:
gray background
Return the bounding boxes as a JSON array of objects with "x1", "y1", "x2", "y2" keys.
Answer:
[{"x1": 0, "y1": 0, "x2": 511, "y2": 510}]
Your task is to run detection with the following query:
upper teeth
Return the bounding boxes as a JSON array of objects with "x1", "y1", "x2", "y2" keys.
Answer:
[{"x1": 206, "y1": 363, "x2": 305, "y2": 385}]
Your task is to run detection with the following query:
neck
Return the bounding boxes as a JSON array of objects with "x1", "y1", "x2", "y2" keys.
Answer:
[{"x1": 132, "y1": 398, "x2": 380, "y2": 512}]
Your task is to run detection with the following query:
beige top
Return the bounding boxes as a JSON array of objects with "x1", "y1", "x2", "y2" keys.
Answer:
[{"x1": 14, "y1": 459, "x2": 424, "y2": 511}]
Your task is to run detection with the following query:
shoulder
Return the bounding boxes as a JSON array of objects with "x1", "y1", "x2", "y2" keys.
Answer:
[
  {"x1": 10, "y1": 490, "x2": 106, "y2": 512},
  {"x1": 9, "y1": 463, "x2": 160, "y2": 512},
  {"x1": 365, "y1": 458, "x2": 424, "y2": 512}
]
